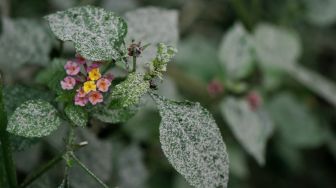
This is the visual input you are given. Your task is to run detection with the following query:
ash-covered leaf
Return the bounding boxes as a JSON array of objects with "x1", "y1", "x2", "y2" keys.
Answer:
[
  {"x1": 253, "y1": 23, "x2": 301, "y2": 69},
  {"x1": 65, "y1": 104, "x2": 88, "y2": 127},
  {"x1": 110, "y1": 73, "x2": 149, "y2": 108},
  {"x1": 7, "y1": 100, "x2": 61, "y2": 138},
  {"x1": 152, "y1": 94, "x2": 229, "y2": 188},
  {"x1": 221, "y1": 97, "x2": 274, "y2": 165},
  {"x1": 253, "y1": 23, "x2": 301, "y2": 89},
  {"x1": 0, "y1": 18, "x2": 52, "y2": 72},
  {"x1": 45, "y1": 6, "x2": 127, "y2": 61},
  {"x1": 125, "y1": 7, "x2": 178, "y2": 72},
  {"x1": 267, "y1": 93, "x2": 327, "y2": 148},
  {"x1": 118, "y1": 144, "x2": 149, "y2": 188},
  {"x1": 91, "y1": 103, "x2": 139, "y2": 124},
  {"x1": 218, "y1": 23, "x2": 254, "y2": 80}
]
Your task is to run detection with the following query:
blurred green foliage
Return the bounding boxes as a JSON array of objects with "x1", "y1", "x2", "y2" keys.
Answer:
[{"x1": 0, "y1": 0, "x2": 336, "y2": 187}]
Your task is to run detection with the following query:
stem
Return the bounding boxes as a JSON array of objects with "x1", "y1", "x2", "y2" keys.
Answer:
[
  {"x1": 71, "y1": 153, "x2": 109, "y2": 188},
  {"x1": 20, "y1": 126, "x2": 81, "y2": 188},
  {"x1": 0, "y1": 147, "x2": 8, "y2": 187},
  {"x1": 20, "y1": 152, "x2": 64, "y2": 188},
  {"x1": 0, "y1": 76, "x2": 18, "y2": 188},
  {"x1": 132, "y1": 55, "x2": 137, "y2": 72}
]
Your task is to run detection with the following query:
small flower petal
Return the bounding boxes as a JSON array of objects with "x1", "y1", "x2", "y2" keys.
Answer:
[
  {"x1": 83, "y1": 81, "x2": 96, "y2": 93},
  {"x1": 64, "y1": 60, "x2": 80, "y2": 75},
  {"x1": 88, "y1": 68, "x2": 101, "y2": 81},
  {"x1": 61, "y1": 76, "x2": 76, "y2": 90},
  {"x1": 88, "y1": 91, "x2": 103, "y2": 105},
  {"x1": 97, "y1": 78, "x2": 111, "y2": 92}
]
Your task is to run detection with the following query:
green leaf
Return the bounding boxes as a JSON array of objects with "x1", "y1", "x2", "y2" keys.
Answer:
[
  {"x1": 287, "y1": 65, "x2": 336, "y2": 108},
  {"x1": 7, "y1": 100, "x2": 61, "y2": 138},
  {"x1": 91, "y1": 103, "x2": 139, "y2": 124},
  {"x1": 110, "y1": 73, "x2": 149, "y2": 108},
  {"x1": 267, "y1": 93, "x2": 327, "y2": 148},
  {"x1": 36, "y1": 59, "x2": 76, "y2": 104},
  {"x1": 65, "y1": 104, "x2": 88, "y2": 127},
  {"x1": 175, "y1": 35, "x2": 223, "y2": 81},
  {"x1": 152, "y1": 94, "x2": 229, "y2": 188},
  {"x1": 304, "y1": 0, "x2": 336, "y2": 26},
  {"x1": 45, "y1": 6, "x2": 127, "y2": 61},
  {"x1": 253, "y1": 23, "x2": 301, "y2": 89},
  {"x1": 218, "y1": 23, "x2": 254, "y2": 80},
  {"x1": 253, "y1": 23, "x2": 301, "y2": 69},
  {"x1": 0, "y1": 18, "x2": 52, "y2": 72},
  {"x1": 220, "y1": 97, "x2": 274, "y2": 165}
]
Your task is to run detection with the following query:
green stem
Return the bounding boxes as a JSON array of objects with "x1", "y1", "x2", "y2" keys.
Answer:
[
  {"x1": 132, "y1": 55, "x2": 137, "y2": 73},
  {"x1": 20, "y1": 126, "x2": 80, "y2": 188},
  {"x1": 0, "y1": 77, "x2": 18, "y2": 188},
  {"x1": 0, "y1": 154, "x2": 7, "y2": 188},
  {"x1": 71, "y1": 153, "x2": 109, "y2": 188},
  {"x1": 20, "y1": 151, "x2": 64, "y2": 188}
]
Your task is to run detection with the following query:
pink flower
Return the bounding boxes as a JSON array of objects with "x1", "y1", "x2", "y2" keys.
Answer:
[
  {"x1": 246, "y1": 91, "x2": 262, "y2": 111},
  {"x1": 97, "y1": 78, "x2": 111, "y2": 92},
  {"x1": 61, "y1": 76, "x2": 76, "y2": 90},
  {"x1": 64, "y1": 60, "x2": 80, "y2": 75},
  {"x1": 76, "y1": 88, "x2": 87, "y2": 97},
  {"x1": 74, "y1": 94, "x2": 88, "y2": 106},
  {"x1": 207, "y1": 79, "x2": 224, "y2": 97},
  {"x1": 88, "y1": 91, "x2": 103, "y2": 105}
]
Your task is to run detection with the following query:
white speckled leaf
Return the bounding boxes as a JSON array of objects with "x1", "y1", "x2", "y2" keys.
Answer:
[
  {"x1": 152, "y1": 94, "x2": 229, "y2": 188},
  {"x1": 125, "y1": 7, "x2": 178, "y2": 72},
  {"x1": 91, "y1": 104, "x2": 139, "y2": 124},
  {"x1": 253, "y1": 23, "x2": 301, "y2": 70},
  {"x1": 221, "y1": 97, "x2": 274, "y2": 165},
  {"x1": 0, "y1": 18, "x2": 53, "y2": 72},
  {"x1": 65, "y1": 104, "x2": 88, "y2": 127},
  {"x1": 110, "y1": 73, "x2": 149, "y2": 108},
  {"x1": 7, "y1": 100, "x2": 61, "y2": 138},
  {"x1": 45, "y1": 6, "x2": 127, "y2": 61},
  {"x1": 253, "y1": 23, "x2": 301, "y2": 89},
  {"x1": 287, "y1": 65, "x2": 336, "y2": 108},
  {"x1": 219, "y1": 23, "x2": 254, "y2": 80}
]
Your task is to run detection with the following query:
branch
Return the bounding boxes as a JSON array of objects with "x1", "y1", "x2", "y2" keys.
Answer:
[{"x1": 0, "y1": 75, "x2": 18, "y2": 188}]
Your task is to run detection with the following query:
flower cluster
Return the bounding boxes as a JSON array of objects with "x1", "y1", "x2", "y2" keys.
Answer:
[{"x1": 60, "y1": 56, "x2": 113, "y2": 106}]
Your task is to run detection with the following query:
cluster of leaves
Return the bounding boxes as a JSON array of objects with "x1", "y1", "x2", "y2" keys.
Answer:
[
  {"x1": 1, "y1": 0, "x2": 336, "y2": 187},
  {"x1": 0, "y1": 5, "x2": 230, "y2": 188}
]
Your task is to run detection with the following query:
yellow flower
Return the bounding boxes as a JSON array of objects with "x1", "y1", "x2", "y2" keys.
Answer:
[
  {"x1": 88, "y1": 68, "x2": 101, "y2": 81},
  {"x1": 83, "y1": 81, "x2": 96, "y2": 93}
]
